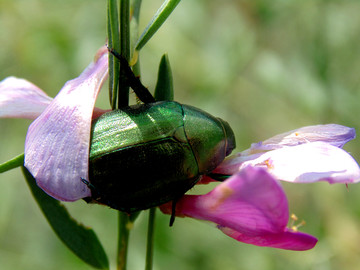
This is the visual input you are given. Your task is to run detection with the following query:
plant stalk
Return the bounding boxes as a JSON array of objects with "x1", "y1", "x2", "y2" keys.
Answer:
[
  {"x1": 118, "y1": 0, "x2": 130, "y2": 108},
  {"x1": 145, "y1": 208, "x2": 156, "y2": 270},
  {"x1": 117, "y1": 212, "x2": 132, "y2": 270}
]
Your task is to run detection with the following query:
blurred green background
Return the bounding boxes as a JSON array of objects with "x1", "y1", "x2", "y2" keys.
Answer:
[{"x1": 1, "y1": 0, "x2": 360, "y2": 269}]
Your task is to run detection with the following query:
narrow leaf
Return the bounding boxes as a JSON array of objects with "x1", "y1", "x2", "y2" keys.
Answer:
[
  {"x1": 130, "y1": 0, "x2": 142, "y2": 58},
  {"x1": 130, "y1": 0, "x2": 142, "y2": 76},
  {"x1": 135, "y1": 0, "x2": 181, "y2": 51},
  {"x1": 22, "y1": 167, "x2": 109, "y2": 269},
  {"x1": 0, "y1": 153, "x2": 24, "y2": 173},
  {"x1": 154, "y1": 54, "x2": 174, "y2": 101}
]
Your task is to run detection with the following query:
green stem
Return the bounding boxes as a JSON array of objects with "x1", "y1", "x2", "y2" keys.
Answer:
[
  {"x1": 117, "y1": 2, "x2": 132, "y2": 269},
  {"x1": 0, "y1": 153, "x2": 24, "y2": 173},
  {"x1": 117, "y1": 212, "x2": 131, "y2": 270},
  {"x1": 145, "y1": 208, "x2": 156, "y2": 270},
  {"x1": 107, "y1": 0, "x2": 120, "y2": 109},
  {"x1": 118, "y1": 0, "x2": 131, "y2": 108}
]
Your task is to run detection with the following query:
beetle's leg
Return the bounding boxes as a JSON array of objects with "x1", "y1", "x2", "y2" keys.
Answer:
[
  {"x1": 206, "y1": 173, "x2": 231, "y2": 182},
  {"x1": 81, "y1": 177, "x2": 113, "y2": 206},
  {"x1": 81, "y1": 177, "x2": 91, "y2": 187},
  {"x1": 81, "y1": 177, "x2": 102, "y2": 200},
  {"x1": 107, "y1": 47, "x2": 156, "y2": 104},
  {"x1": 81, "y1": 178, "x2": 128, "y2": 212},
  {"x1": 169, "y1": 199, "x2": 178, "y2": 227}
]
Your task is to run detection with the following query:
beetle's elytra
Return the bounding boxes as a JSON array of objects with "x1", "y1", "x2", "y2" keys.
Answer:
[{"x1": 85, "y1": 101, "x2": 236, "y2": 213}]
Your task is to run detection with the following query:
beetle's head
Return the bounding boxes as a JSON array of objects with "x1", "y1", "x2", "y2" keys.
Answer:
[{"x1": 182, "y1": 105, "x2": 236, "y2": 174}]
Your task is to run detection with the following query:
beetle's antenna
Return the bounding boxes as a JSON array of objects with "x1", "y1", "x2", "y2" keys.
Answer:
[{"x1": 107, "y1": 47, "x2": 156, "y2": 104}]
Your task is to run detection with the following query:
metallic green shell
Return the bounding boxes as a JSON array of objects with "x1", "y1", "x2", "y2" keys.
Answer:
[{"x1": 88, "y1": 101, "x2": 235, "y2": 212}]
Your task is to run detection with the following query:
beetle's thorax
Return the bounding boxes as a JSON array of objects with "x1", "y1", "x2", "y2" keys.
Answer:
[{"x1": 182, "y1": 104, "x2": 236, "y2": 174}]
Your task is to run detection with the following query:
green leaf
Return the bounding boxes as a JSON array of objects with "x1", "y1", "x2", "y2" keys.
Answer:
[
  {"x1": 154, "y1": 54, "x2": 174, "y2": 101},
  {"x1": 130, "y1": 0, "x2": 142, "y2": 53},
  {"x1": 135, "y1": 0, "x2": 181, "y2": 51},
  {"x1": 0, "y1": 153, "x2": 24, "y2": 173},
  {"x1": 130, "y1": 0, "x2": 142, "y2": 77},
  {"x1": 22, "y1": 167, "x2": 109, "y2": 270}
]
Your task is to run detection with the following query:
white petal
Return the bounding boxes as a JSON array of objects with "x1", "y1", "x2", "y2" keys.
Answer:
[
  {"x1": 241, "y1": 142, "x2": 360, "y2": 184},
  {"x1": 243, "y1": 124, "x2": 355, "y2": 155},
  {"x1": 0, "y1": 77, "x2": 53, "y2": 119},
  {"x1": 25, "y1": 48, "x2": 108, "y2": 201}
]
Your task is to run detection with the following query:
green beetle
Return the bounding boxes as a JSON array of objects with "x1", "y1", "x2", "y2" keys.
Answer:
[{"x1": 84, "y1": 100, "x2": 236, "y2": 213}]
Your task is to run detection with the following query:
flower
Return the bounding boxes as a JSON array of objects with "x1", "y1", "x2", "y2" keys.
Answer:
[
  {"x1": 1, "y1": 46, "x2": 359, "y2": 251},
  {"x1": 159, "y1": 124, "x2": 360, "y2": 250},
  {"x1": 0, "y1": 46, "x2": 109, "y2": 201},
  {"x1": 213, "y1": 124, "x2": 360, "y2": 184},
  {"x1": 160, "y1": 166, "x2": 318, "y2": 251}
]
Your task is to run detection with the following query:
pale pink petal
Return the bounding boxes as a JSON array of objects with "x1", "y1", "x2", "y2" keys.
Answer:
[
  {"x1": 211, "y1": 152, "x2": 262, "y2": 175},
  {"x1": 24, "y1": 48, "x2": 108, "y2": 201},
  {"x1": 160, "y1": 167, "x2": 317, "y2": 250},
  {"x1": 241, "y1": 142, "x2": 360, "y2": 184},
  {"x1": 0, "y1": 77, "x2": 53, "y2": 119},
  {"x1": 244, "y1": 124, "x2": 355, "y2": 154}
]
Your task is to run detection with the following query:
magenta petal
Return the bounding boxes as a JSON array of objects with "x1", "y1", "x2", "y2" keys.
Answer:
[
  {"x1": 219, "y1": 227, "x2": 317, "y2": 251},
  {"x1": 246, "y1": 124, "x2": 355, "y2": 153},
  {"x1": 242, "y1": 142, "x2": 360, "y2": 184},
  {"x1": 161, "y1": 167, "x2": 317, "y2": 250},
  {"x1": 0, "y1": 77, "x2": 53, "y2": 119},
  {"x1": 24, "y1": 48, "x2": 108, "y2": 201}
]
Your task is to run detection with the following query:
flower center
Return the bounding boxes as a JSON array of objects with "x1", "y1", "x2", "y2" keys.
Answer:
[
  {"x1": 264, "y1": 158, "x2": 274, "y2": 170},
  {"x1": 289, "y1": 213, "x2": 306, "y2": 232}
]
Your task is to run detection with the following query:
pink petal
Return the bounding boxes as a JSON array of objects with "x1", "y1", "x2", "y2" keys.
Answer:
[
  {"x1": 241, "y1": 142, "x2": 360, "y2": 184},
  {"x1": 219, "y1": 227, "x2": 317, "y2": 251},
  {"x1": 0, "y1": 77, "x2": 53, "y2": 119},
  {"x1": 24, "y1": 47, "x2": 108, "y2": 201},
  {"x1": 212, "y1": 152, "x2": 262, "y2": 175},
  {"x1": 160, "y1": 166, "x2": 317, "y2": 250},
  {"x1": 92, "y1": 108, "x2": 111, "y2": 119},
  {"x1": 244, "y1": 124, "x2": 355, "y2": 154},
  {"x1": 197, "y1": 175, "x2": 216, "y2": 184}
]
